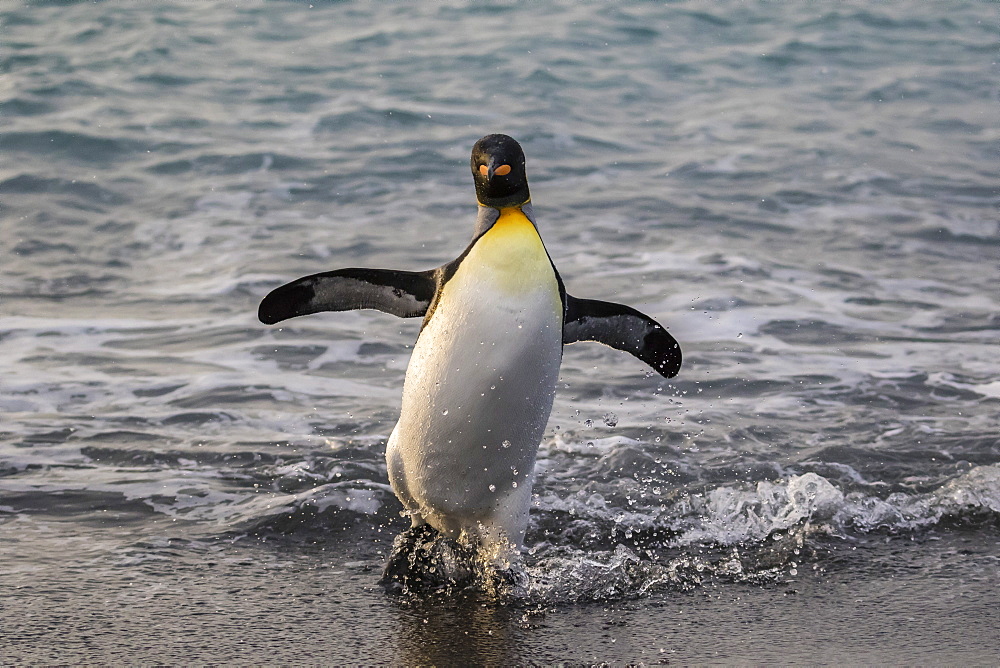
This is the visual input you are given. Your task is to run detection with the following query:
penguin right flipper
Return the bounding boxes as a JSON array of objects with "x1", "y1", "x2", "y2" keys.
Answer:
[
  {"x1": 258, "y1": 268, "x2": 437, "y2": 325},
  {"x1": 563, "y1": 294, "x2": 682, "y2": 378}
]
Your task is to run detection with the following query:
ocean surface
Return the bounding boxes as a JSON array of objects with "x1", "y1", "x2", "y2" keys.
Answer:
[{"x1": 2, "y1": 1, "x2": 999, "y2": 664}]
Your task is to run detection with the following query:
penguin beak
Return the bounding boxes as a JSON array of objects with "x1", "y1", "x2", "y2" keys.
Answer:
[
  {"x1": 487, "y1": 158, "x2": 512, "y2": 180},
  {"x1": 477, "y1": 157, "x2": 513, "y2": 181},
  {"x1": 486, "y1": 158, "x2": 501, "y2": 180}
]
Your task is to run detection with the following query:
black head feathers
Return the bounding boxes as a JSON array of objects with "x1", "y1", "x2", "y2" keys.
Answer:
[{"x1": 470, "y1": 134, "x2": 530, "y2": 208}]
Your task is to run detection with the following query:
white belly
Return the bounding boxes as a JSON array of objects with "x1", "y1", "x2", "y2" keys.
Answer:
[{"x1": 386, "y1": 209, "x2": 562, "y2": 543}]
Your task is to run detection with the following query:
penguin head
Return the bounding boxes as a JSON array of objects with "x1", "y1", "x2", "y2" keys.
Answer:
[{"x1": 471, "y1": 134, "x2": 530, "y2": 209}]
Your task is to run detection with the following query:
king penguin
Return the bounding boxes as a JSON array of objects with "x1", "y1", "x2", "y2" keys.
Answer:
[{"x1": 258, "y1": 134, "x2": 682, "y2": 596}]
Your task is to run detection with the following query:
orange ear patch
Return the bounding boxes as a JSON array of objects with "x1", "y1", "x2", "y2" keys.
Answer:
[
  {"x1": 479, "y1": 164, "x2": 488, "y2": 176},
  {"x1": 495, "y1": 164, "x2": 511, "y2": 176}
]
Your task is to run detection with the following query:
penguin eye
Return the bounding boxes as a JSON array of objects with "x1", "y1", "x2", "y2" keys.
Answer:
[
  {"x1": 495, "y1": 164, "x2": 511, "y2": 176},
  {"x1": 478, "y1": 164, "x2": 488, "y2": 177}
]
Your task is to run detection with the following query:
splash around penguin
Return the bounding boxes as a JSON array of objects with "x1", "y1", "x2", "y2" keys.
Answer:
[{"x1": 259, "y1": 134, "x2": 681, "y2": 598}]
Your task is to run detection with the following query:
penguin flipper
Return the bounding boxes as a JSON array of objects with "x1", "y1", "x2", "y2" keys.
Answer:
[
  {"x1": 258, "y1": 268, "x2": 437, "y2": 324},
  {"x1": 562, "y1": 295, "x2": 682, "y2": 378}
]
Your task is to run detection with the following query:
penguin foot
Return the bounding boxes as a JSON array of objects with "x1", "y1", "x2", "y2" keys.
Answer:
[
  {"x1": 380, "y1": 525, "x2": 476, "y2": 595},
  {"x1": 380, "y1": 526, "x2": 530, "y2": 602},
  {"x1": 479, "y1": 563, "x2": 528, "y2": 603},
  {"x1": 380, "y1": 524, "x2": 439, "y2": 593}
]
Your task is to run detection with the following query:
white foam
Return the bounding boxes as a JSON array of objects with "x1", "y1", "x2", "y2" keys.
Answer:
[{"x1": 532, "y1": 466, "x2": 1000, "y2": 549}]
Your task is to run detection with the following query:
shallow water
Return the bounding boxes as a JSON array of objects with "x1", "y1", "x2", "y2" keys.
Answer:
[{"x1": 2, "y1": 1, "x2": 999, "y2": 664}]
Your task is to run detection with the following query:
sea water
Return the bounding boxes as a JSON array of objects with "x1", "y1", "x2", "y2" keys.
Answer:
[{"x1": 2, "y1": 1, "x2": 999, "y2": 663}]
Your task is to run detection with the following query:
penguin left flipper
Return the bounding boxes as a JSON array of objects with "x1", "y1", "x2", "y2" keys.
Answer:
[
  {"x1": 562, "y1": 294, "x2": 682, "y2": 379},
  {"x1": 258, "y1": 268, "x2": 437, "y2": 325}
]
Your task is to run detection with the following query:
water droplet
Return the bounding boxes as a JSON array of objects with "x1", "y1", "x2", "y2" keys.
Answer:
[
  {"x1": 584, "y1": 419, "x2": 594, "y2": 428},
  {"x1": 587, "y1": 441, "x2": 595, "y2": 448},
  {"x1": 737, "y1": 332, "x2": 743, "y2": 338},
  {"x1": 602, "y1": 412, "x2": 618, "y2": 428},
  {"x1": 441, "y1": 409, "x2": 449, "y2": 416},
  {"x1": 501, "y1": 439, "x2": 511, "y2": 449},
  {"x1": 512, "y1": 481, "x2": 518, "y2": 488},
  {"x1": 488, "y1": 484, "x2": 496, "y2": 492}
]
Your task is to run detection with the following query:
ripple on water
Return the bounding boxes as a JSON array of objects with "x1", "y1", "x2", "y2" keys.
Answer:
[{"x1": 0, "y1": 174, "x2": 129, "y2": 205}]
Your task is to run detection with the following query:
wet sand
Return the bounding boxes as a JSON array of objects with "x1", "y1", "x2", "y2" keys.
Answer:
[{"x1": 4, "y1": 517, "x2": 997, "y2": 665}]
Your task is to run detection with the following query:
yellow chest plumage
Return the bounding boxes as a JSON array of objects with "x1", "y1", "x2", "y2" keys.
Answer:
[{"x1": 457, "y1": 206, "x2": 560, "y2": 298}]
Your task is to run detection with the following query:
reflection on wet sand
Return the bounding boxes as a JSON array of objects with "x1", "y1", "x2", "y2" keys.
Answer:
[{"x1": 392, "y1": 593, "x2": 529, "y2": 666}]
